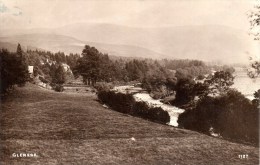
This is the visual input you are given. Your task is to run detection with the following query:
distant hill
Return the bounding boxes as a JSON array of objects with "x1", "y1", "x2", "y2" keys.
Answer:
[
  {"x1": 0, "y1": 34, "x2": 83, "y2": 53},
  {"x1": 0, "y1": 42, "x2": 18, "y2": 52},
  {"x1": 0, "y1": 41, "x2": 42, "y2": 52},
  {"x1": 53, "y1": 23, "x2": 258, "y2": 64},
  {"x1": 1, "y1": 23, "x2": 259, "y2": 63},
  {"x1": 0, "y1": 33, "x2": 164, "y2": 58}
]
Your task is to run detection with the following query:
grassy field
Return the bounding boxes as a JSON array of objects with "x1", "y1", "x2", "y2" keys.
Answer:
[{"x1": 0, "y1": 84, "x2": 259, "y2": 165}]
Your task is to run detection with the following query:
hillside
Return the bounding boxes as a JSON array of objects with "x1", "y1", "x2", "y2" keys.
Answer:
[
  {"x1": 1, "y1": 23, "x2": 259, "y2": 63},
  {"x1": 0, "y1": 84, "x2": 258, "y2": 165},
  {"x1": 51, "y1": 23, "x2": 260, "y2": 63},
  {"x1": 0, "y1": 41, "x2": 42, "y2": 52},
  {"x1": 0, "y1": 34, "x2": 164, "y2": 58},
  {"x1": 0, "y1": 34, "x2": 84, "y2": 53}
]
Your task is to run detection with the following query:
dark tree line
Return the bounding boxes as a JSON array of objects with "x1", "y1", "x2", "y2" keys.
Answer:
[
  {"x1": 0, "y1": 44, "x2": 29, "y2": 95},
  {"x1": 162, "y1": 59, "x2": 206, "y2": 70},
  {"x1": 74, "y1": 45, "x2": 176, "y2": 86},
  {"x1": 26, "y1": 49, "x2": 80, "y2": 70},
  {"x1": 75, "y1": 45, "x2": 219, "y2": 99}
]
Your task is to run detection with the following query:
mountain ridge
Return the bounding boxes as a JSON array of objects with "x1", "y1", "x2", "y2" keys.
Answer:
[
  {"x1": 0, "y1": 33, "x2": 165, "y2": 59},
  {"x1": 0, "y1": 23, "x2": 258, "y2": 64}
]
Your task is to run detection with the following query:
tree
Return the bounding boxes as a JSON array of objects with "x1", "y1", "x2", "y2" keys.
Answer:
[
  {"x1": 252, "y1": 89, "x2": 260, "y2": 106},
  {"x1": 125, "y1": 60, "x2": 148, "y2": 81},
  {"x1": 75, "y1": 45, "x2": 102, "y2": 85},
  {"x1": 75, "y1": 45, "x2": 115, "y2": 85},
  {"x1": 178, "y1": 89, "x2": 259, "y2": 145},
  {"x1": 248, "y1": 60, "x2": 260, "y2": 78},
  {"x1": 247, "y1": 5, "x2": 260, "y2": 78},
  {"x1": 15, "y1": 43, "x2": 29, "y2": 86},
  {"x1": 0, "y1": 49, "x2": 16, "y2": 93},
  {"x1": 52, "y1": 64, "x2": 66, "y2": 84},
  {"x1": 16, "y1": 43, "x2": 23, "y2": 58},
  {"x1": 0, "y1": 44, "x2": 29, "y2": 95},
  {"x1": 172, "y1": 78, "x2": 196, "y2": 106},
  {"x1": 248, "y1": 5, "x2": 260, "y2": 40},
  {"x1": 193, "y1": 82, "x2": 209, "y2": 99},
  {"x1": 204, "y1": 71, "x2": 234, "y2": 96}
]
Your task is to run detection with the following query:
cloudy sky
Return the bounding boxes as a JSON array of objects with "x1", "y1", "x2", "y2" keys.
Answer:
[{"x1": 0, "y1": 0, "x2": 258, "y2": 30}]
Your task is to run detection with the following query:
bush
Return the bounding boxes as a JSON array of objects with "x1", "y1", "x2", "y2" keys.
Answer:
[
  {"x1": 94, "y1": 82, "x2": 114, "y2": 92},
  {"x1": 178, "y1": 89, "x2": 259, "y2": 145},
  {"x1": 133, "y1": 102, "x2": 170, "y2": 123},
  {"x1": 53, "y1": 84, "x2": 64, "y2": 92},
  {"x1": 98, "y1": 91, "x2": 135, "y2": 114},
  {"x1": 177, "y1": 97, "x2": 217, "y2": 134},
  {"x1": 98, "y1": 91, "x2": 170, "y2": 124},
  {"x1": 197, "y1": 74, "x2": 205, "y2": 80}
]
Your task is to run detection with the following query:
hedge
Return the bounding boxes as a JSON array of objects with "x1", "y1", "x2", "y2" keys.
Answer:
[{"x1": 98, "y1": 90, "x2": 170, "y2": 124}]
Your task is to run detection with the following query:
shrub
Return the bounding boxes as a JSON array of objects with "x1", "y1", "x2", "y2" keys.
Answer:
[
  {"x1": 94, "y1": 82, "x2": 114, "y2": 92},
  {"x1": 148, "y1": 107, "x2": 170, "y2": 123},
  {"x1": 98, "y1": 91, "x2": 170, "y2": 124},
  {"x1": 197, "y1": 74, "x2": 205, "y2": 80},
  {"x1": 53, "y1": 84, "x2": 64, "y2": 92},
  {"x1": 133, "y1": 102, "x2": 170, "y2": 123},
  {"x1": 97, "y1": 91, "x2": 135, "y2": 114},
  {"x1": 133, "y1": 102, "x2": 149, "y2": 116},
  {"x1": 177, "y1": 96, "x2": 217, "y2": 134}
]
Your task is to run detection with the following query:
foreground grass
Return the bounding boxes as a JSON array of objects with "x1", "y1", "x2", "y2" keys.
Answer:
[{"x1": 0, "y1": 84, "x2": 259, "y2": 165}]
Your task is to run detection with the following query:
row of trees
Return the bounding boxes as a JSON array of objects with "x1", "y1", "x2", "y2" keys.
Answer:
[
  {"x1": 1, "y1": 44, "x2": 75, "y2": 94},
  {"x1": 27, "y1": 49, "x2": 80, "y2": 67},
  {"x1": 162, "y1": 59, "x2": 206, "y2": 70},
  {"x1": 74, "y1": 45, "x2": 177, "y2": 86},
  {"x1": 175, "y1": 66, "x2": 210, "y2": 79},
  {"x1": 75, "y1": 45, "x2": 217, "y2": 99}
]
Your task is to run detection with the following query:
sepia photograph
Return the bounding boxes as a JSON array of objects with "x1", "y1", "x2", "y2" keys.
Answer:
[{"x1": 0, "y1": 0, "x2": 259, "y2": 164}]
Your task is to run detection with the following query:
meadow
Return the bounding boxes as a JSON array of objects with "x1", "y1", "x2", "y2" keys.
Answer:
[{"x1": 0, "y1": 84, "x2": 259, "y2": 165}]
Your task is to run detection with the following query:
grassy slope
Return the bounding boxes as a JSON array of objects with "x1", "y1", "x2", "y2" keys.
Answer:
[{"x1": 0, "y1": 84, "x2": 259, "y2": 165}]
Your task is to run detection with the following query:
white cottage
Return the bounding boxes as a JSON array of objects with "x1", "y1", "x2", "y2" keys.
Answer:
[{"x1": 28, "y1": 66, "x2": 34, "y2": 77}]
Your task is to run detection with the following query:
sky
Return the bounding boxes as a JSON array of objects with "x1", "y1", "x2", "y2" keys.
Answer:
[{"x1": 0, "y1": 0, "x2": 258, "y2": 30}]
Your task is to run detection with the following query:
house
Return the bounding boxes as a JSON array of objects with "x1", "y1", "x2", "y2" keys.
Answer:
[{"x1": 28, "y1": 66, "x2": 34, "y2": 78}]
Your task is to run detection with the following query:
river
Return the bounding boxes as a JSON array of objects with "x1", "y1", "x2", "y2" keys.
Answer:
[
  {"x1": 112, "y1": 67, "x2": 259, "y2": 127},
  {"x1": 113, "y1": 86, "x2": 184, "y2": 127},
  {"x1": 232, "y1": 67, "x2": 260, "y2": 100}
]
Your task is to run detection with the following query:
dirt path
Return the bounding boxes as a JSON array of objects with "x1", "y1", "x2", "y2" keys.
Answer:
[{"x1": 0, "y1": 84, "x2": 259, "y2": 165}]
